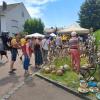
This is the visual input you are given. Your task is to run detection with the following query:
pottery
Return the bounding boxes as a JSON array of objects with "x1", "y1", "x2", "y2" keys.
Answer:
[
  {"x1": 89, "y1": 87, "x2": 99, "y2": 93},
  {"x1": 51, "y1": 70, "x2": 56, "y2": 74},
  {"x1": 44, "y1": 67, "x2": 51, "y2": 73},
  {"x1": 56, "y1": 69, "x2": 63, "y2": 76},
  {"x1": 97, "y1": 82, "x2": 100, "y2": 89},
  {"x1": 63, "y1": 64, "x2": 70, "y2": 70},
  {"x1": 88, "y1": 81, "x2": 97, "y2": 87},
  {"x1": 96, "y1": 92, "x2": 100, "y2": 100},
  {"x1": 80, "y1": 82, "x2": 88, "y2": 88},
  {"x1": 78, "y1": 87, "x2": 89, "y2": 94}
]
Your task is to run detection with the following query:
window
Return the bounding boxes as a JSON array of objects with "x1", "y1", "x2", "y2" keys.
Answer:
[
  {"x1": 22, "y1": 11, "x2": 24, "y2": 17},
  {"x1": 11, "y1": 20, "x2": 18, "y2": 27}
]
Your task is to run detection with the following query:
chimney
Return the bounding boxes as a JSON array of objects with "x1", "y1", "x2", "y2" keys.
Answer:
[{"x1": 2, "y1": 1, "x2": 7, "y2": 11}]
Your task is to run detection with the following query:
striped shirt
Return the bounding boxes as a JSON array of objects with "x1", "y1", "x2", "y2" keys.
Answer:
[{"x1": 69, "y1": 37, "x2": 79, "y2": 49}]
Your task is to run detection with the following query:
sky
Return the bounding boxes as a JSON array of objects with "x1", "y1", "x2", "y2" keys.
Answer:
[{"x1": 0, "y1": 0, "x2": 85, "y2": 27}]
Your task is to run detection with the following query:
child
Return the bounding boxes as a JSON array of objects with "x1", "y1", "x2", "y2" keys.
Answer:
[{"x1": 21, "y1": 38, "x2": 31, "y2": 76}]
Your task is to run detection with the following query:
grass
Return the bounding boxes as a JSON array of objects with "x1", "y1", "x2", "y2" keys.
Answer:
[
  {"x1": 40, "y1": 56, "x2": 90, "y2": 89},
  {"x1": 41, "y1": 70, "x2": 79, "y2": 89},
  {"x1": 53, "y1": 56, "x2": 71, "y2": 67},
  {"x1": 40, "y1": 56, "x2": 100, "y2": 99}
]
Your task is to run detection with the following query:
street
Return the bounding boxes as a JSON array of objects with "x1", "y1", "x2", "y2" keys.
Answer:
[{"x1": 0, "y1": 51, "x2": 82, "y2": 100}]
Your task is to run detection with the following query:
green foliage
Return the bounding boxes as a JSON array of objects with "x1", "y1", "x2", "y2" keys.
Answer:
[
  {"x1": 78, "y1": 0, "x2": 100, "y2": 31},
  {"x1": 19, "y1": 32, "x2": 28, "y2": 37},
  {"x1": 24, "y1": 18, "x2": 45, "y2": 34},
  {"x1": 93, "y1": 30, "x2": 100, "y2": 42},
  {"x1": 93, "y1": 30, "x2": 100, "y2": 49},
  {"x1": 54, "y1": 57, "x2": 71, "y2": 67}
]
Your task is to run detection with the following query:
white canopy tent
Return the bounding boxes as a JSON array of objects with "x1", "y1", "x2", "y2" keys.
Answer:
[
  {"x1": 58, "y1": 23, "x2": 89, "y2": 34},
  {"x1": 50, "y1": 33, "x2": 56, "y2": 37},
  {"x1": 26, "y1": 33, "x2": 45, "y2": 38}
]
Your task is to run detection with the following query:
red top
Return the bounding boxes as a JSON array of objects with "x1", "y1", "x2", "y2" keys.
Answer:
[
  {"x1": 21, "y1": 45, "x2": 27, "y2": 55},
  {"x1": 21, "y1": 44, "x2": 32, "y2": 56}
]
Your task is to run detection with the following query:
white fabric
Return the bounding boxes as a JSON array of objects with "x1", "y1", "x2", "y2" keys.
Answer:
[
  {"x1": 26, "y1": 33, "x2": 45, "y2": 38},
  {"x1": 50, "y1": 33, "x2": 56, "y2": 37},
  {"x1": 42, "y1": 39, "x2": 50, "y2": 50},
  {"x1": 55, "y1": 36, "x2": 62, "y2": 46}
]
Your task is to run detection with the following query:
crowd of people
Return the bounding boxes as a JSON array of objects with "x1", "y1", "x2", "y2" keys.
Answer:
[{"x1": 0, "y1": 31, "x2": 91, "y2": 76}]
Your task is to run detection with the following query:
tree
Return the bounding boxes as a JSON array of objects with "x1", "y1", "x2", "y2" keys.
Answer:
[
  {"x1": 24, "y1": 18, "x2": 45, "y2": 34},
  {"x1": 78, "y1": 0, "x2": 100, "y2": 31}
]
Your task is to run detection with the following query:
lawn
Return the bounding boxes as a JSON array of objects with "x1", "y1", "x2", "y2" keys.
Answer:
[{"x1": 40, "y1": 56, "x2": 89, "y2": 90}]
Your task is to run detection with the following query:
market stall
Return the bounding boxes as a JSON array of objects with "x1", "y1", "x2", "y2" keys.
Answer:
[{"x1": 26, "y1": 33, "x2": 45, "y2": 38}]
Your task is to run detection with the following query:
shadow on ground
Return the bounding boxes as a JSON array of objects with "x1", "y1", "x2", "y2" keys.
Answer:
[
  {"x1": 0, "y1": 74, "x2": 20, "y2": 86},
  {"x1": 0, "y1": 61, "x2": 8, "y2": 67}
]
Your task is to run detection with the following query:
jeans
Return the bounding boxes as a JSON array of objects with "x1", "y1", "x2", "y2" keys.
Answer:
[{"x1": 23, "y1": 55, "x2": 30, "y2": 70}]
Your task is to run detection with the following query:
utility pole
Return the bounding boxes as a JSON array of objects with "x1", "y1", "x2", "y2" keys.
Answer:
[{"x1": 0, "y1": 9, "x2": 1, "y2": 36}]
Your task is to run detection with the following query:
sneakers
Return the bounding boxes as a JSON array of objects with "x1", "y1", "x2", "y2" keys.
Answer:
[
  {"x1": 12, "y1": 68, "x2": 17, "y2": 71},
  {"x1": 9, "y1": 68, "x2": 17, "y2": 74},
  {"x1": 9, "y1": 70, "x2": 16, "y2": 74}
]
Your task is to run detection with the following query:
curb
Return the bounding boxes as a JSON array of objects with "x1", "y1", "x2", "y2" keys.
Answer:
[{"x1": 35, "y1": 73, "x2": 91, "y2": 100}]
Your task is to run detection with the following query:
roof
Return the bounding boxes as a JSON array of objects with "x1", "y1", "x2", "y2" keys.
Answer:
[
  {"x1": 0, "y1": 3, "x2": 21, "y2": 15},
  {"x1": 58, "y1": 23, "x2": 89, "y2": 34},
  {"x1": 44, "y1": 28, "x2": 56, "y2": 33}
]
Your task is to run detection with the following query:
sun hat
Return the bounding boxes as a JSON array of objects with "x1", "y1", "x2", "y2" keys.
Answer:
[{"x1": 71, "y1": 31, "x2": 77, "y2": 37}]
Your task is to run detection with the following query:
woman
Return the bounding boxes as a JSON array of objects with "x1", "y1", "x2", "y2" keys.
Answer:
[
  {"x1": 69, "y1": 31, "x2": 80, "y2": 73},
  {"x1": 34, "y1": 38, "x2": 43, "y2": 68}
]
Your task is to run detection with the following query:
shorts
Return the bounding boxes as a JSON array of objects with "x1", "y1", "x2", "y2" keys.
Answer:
[{"x1": 11, "y1": 48, "x2": 18, "y2": 61}]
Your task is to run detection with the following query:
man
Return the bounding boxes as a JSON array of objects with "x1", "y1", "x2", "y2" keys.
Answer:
[
  {"x1": 69, "y1": 31, "x2": 80, "y2": 74},
  {"x1": 9, "y1": 34, "x2": 20, "y2": 74},
  {"x1": 42, "y1": 36, "x2": 50, "y2": 64}
]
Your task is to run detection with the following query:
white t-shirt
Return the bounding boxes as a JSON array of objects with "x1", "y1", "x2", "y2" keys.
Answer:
[
  {"x1": 55, "y1": 37, "x2": 62, "y2": 46},
  {"x1": 42, "y1": 39, "x2": 50, "y2": 50}
]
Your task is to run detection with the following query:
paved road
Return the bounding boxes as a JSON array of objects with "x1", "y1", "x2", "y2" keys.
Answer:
[
  {"x1": 0, "y1": 51, "x2": 82, "y2": 100},
  {"x1": 0, "y1": 51, "x2": 35, "y2": 98},
  {"x1": 9, "y1": 76, "x2": 82, "y2": 100}
]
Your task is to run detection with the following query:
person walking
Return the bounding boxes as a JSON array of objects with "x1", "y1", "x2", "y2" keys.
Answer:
[
  {"x1": 34, "y1": 38, "x2": 43, "y2": 68},
  {"x1": 9, "y1": 34, "x2": 20, "y2": 74},
  {"x1": 69, "y1": 31, "x2": 80, "y2": 74},
  {"x1": 21, "y1": 38, "x2": 31, "y2": 76}
]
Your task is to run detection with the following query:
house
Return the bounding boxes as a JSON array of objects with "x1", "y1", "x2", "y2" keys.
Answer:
[{"x1": 0, "y1": 2, "x2": 31, "y2": 36}]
